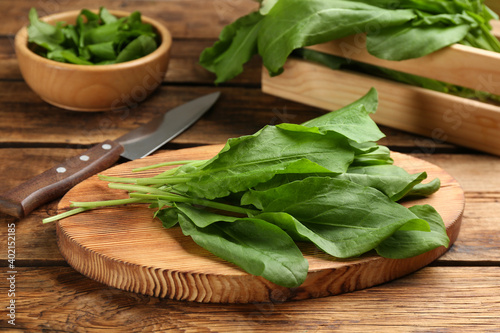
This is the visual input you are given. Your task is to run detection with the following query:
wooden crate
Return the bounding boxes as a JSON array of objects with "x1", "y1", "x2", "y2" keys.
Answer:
[{"x1": 262, "y1": 23, "x2": 500, "y2": 156}]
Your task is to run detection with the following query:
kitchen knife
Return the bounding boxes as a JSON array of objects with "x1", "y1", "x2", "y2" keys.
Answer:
[{"x1": 0, "y1": 92, "x2": 220, "y2": 219}]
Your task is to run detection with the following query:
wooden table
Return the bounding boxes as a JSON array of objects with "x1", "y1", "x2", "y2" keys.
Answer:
[{"x1": 1, "y1": 1, "x2": 499, "y2": 331}]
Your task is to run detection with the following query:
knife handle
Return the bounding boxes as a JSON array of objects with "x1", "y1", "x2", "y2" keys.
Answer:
[{"x1": 0, "y1": 140, "x2": 124, "y2": 219}]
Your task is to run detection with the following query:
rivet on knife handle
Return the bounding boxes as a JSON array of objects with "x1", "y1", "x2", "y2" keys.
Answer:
[{"x1": 0, "y1": 140, "x2": 124, "y2": 219}]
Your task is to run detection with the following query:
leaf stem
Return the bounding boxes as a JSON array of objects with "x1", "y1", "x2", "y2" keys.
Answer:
[
  {"x1": 98, "y1": 175, "x2": 142, "y2": 183},
  {"x1": 42, "y1": 207, "x2": 89, "y2": 223},
  {"x1": 135, "y1": 177, "x2": 191, "y2": 185},
  {"x1": 129, "y1": 193, "x2": 260, "y2": 216},
  {"x1": 132, "y1": 160, "x2": 206, "y2": 172},
  {"x1": 107, "y1": 182, "x2": 169, "y2": 195},
  {"x1": 70, "y1": 197, "x2": 148, "y2": 208}
]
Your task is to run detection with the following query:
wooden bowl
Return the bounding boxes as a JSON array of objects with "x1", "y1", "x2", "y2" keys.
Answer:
[{"x1": 14, "y1": 10, "x2": 172, "y2": 112}]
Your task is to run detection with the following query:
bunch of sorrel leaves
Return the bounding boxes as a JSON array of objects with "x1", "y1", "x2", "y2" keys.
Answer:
[
  {"x1": 44, "y1": 89, "x2": 450, "y2": 288},
  {"x1": 200, "y1": 0, "x2": 500, "y2": 84},
  {"x1": 27, "y1": 7, "x2": 158, "y2": 65}
]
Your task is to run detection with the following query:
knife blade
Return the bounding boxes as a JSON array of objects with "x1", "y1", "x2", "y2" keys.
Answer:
[{"x1": 0, "y1": 92, "x2": 220, "y2": 219}]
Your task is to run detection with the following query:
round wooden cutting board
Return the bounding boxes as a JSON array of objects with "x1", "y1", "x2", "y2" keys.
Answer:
[{"x1": 56, "y1": 145, "x2": 464, "y2": 303}]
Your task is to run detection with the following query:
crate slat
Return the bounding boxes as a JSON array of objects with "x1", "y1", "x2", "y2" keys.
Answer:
[{"x1": 308, "y1": 21, "x2": 500, "y2": 95}]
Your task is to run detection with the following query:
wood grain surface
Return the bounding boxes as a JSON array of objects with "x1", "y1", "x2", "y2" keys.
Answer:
[
  {"x1": 55, "y1": 145, "x2": 464, "y2": 303},
  {"x1": 1, "y1": 266, "x2": 499, "y2": 332}
]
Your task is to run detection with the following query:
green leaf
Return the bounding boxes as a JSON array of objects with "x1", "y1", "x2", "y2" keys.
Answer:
[
  {"x1": 259, "y1": 0, "x2": 280, "y2": 14},
  {"x1": 367, "y1": 22, "x2": 471, "y2": 60},
  {"x1": 80, "y1": 9, "x2": 100, "y2": 22},
  {"x1": 199, "y1": 12, "x2": 264, "y2": 83},
  {"x1": 176, "y1": 204, "x2": 309, "y2": 288},
  {"x1": 61, "y1": 25, "x2": 79, "y2": 50},
  {"x1": 351, "y1": 145, "x2": 393, "y2": 166},
  {"x1": 46, "y1": 49, "x2": 93, "y2": 65},
  {"x1": 175, "y1": 204, "x2": 238, "y2": 228},
  {"x1": 76, "y1": 12, "x2": 100, "y2": 48},
  {"x1": 116, "y1": 35, "x2": 157, "y2": 63},
  {"x1": 392, "y1": 0, "x2": 479, "y2": 15},
  {"x1": 128, "y1": 11, "x2": 141, "y2": 24},
  {"x1": 84, "y1": 19, "x2": 126, "y2": 45},
  {"x1": 301, "y1": 88, "x2": 384, "y2": 143},
  {"x1": 375, "y1": 204, "x2": 450, "y2": 258},
  {"x1": 154, "y1": 206, "x2": 179, "y2": 229},
  {"x1": 27, "y1": 8, "x2": 65, "y2": 51},
  {"x1": 403, "y1": 178, "x2": 441, "y2": 198},
  {"x1": 241, "y1": 176, "x2": 431, "y2": 258},
  {"x1": 87, "y1": 41, "x2": 116, "y2": 60},
  {"x1": 126, "y1": 12, "x2": 155, "y2": 36},
  {"x1": 339, "y1": 164, "x2": 428, "y2": 201},
  {"x1": 99, "y1": 7, "x2": 118, "y2": 24}
]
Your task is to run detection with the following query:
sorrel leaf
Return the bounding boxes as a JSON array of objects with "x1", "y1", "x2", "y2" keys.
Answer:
[
  {"x1": 176, "y1": 204, "x2": 309, "y2": 288},
  {"x1": 375, "y1": 204, "x2": 450, "y2": 258}
]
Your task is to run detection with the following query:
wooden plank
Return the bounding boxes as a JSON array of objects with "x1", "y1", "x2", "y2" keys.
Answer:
[
  {"x1": 0, "y1": 84, "x2": 315, "y2": 145},
  {"x1": 1, "y1": 82, "x2": 449, "y2": 148},
  {"x1": 262, "y1": 59, "x2": 500, "y2": 156},
  {"x1": 441, "y1": 198, "x2": 500, "y2": 262},
  {"x1": 0, "y1": 266, "x2": 499, "y2": 331},
  {"x1": 417, "y1": 153, "x2": 500, "y2": 193},
  {"x1": 0, "y1": 205, "x2": 63, "y2": 264},
  {"x1": 0, "y1": 0, "x2": 257, "y2": 37},
  {"x1": 0, "y1": 37, "x2": 16, "y2": 79}
]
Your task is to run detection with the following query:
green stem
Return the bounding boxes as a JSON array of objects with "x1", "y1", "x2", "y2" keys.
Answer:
[
  {"x1": 479, "y1": 24, "x2": 500, "y2": 52},
  {"x1": 135, "y1": 177, "x2": 191, "y2": 185},
  {"x1": 108, "y1": 183, "x2": 169, "y2": 195},
  {"x1": 98, "y1": 175, "x2": 143, "y2": 183},
  {"x1": 70, "y1": 198, "x2": 147, "y2": 209},
  {"x1": 42, "y1": 207, "x2": 89, "y2": 223},
  {"x1": 129, "y1": 193, "x2": 259, "y2": 216},
  {"x1": 132, "y1": 160, "x2": 206, "y2": 172},
  {"x1": 99, "y1": 174, "x2": 192, "y2": 186},
  {"x1": 463, "y1": 26, "x2": 500, "y2": 52}
]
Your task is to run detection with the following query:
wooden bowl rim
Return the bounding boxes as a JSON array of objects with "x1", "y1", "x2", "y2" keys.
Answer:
[{"x1": 14, "y1": 9, "x2": 172, "y2": 71}]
